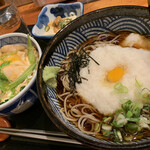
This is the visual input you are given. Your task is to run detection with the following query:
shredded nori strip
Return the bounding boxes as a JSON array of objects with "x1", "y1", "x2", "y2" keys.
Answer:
[
  {"x1": 67, "y1": 50, "x2": 99, "y2": 93},
  {"x1": 81, "y1": 48, "x2": 100, "y2": 66},
  {"x1": 68, "y1": 52, "x2": 89, "y2": 93}
]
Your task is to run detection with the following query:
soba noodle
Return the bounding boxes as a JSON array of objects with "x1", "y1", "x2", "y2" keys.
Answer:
[{"x1": 57, "y1": 32, "x2": 150, "y2": 142}]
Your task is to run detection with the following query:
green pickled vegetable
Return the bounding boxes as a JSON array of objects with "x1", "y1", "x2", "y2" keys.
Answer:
[{"x1": 42, "y1": 66, "x2": 60, "y2": 88}]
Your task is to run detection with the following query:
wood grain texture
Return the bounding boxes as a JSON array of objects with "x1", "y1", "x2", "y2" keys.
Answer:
[
  {"x1": 32, "y1": 0, "x2": 66, "y2": 6},
  {"x1": 84, "y1": 0, "x2": 147, "y2": 14},
  {"x1": 17, "y1": 0, "x2": 148, "y2": 25},
  {"x1": 14, "y1": 0, "x2": 32, "y2": 6}
]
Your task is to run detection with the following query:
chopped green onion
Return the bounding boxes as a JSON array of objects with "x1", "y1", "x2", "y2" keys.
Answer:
[
  {"x1": 125, "y1": 123, "x2": 138, "y2": 133},
  {"x1": 126, "y1": 111, "x2": 133, "y2": 118},
  {"x1": 8, "y1": 62, "x2": 36, "y2": 90},
  {"x1": 143, "y1": 104, "x2": 150, "y2": 109},
  {"x1": 116, "y1": 130, "x2": 123, "y2": 142},
  {"x1": 45, "y1": 25, "x2": 50, "y2": 32},
  {"x1": 127, "y1": 118, "x2": 140, "y2": 123},
  {"x1": 142, "y1": 88, "x2": 150, "y2": 101},
  {"x1": 94, "y1": 123, "x2": 101, "y2": 132},
  {"x1": 27, "y1": 34, "x2": 36, "y2": 65},
  {"x1": 20, "y1": 86, "x2": 25, "y2": 91},
  {"x1": 142, "y1": 104, "x2": 150, "y2": 113},
  {"x1": 0, "y1": 61, "x2": 11, "y2": 70},
  {"x1": 114, "y1": 82, "x2": 128, "y2": 93},
  {"x1": 121, "y1": 100, "x2": 132, "y2": 112},
  {"x1": 0, "y1": 71, "x2": 9, "y2": 81},
  {"x1": 0, "y1": 99, "x2": 9, "y2": 105},
  {"x1": 113, "y1": 113, "x2": 128, "y2": 128},
  {"x1": 124, "y1": 135, "x2": 133, "y2": 142},
  {"x1": 103, "y1": 116, "x2": 112, "y2": 123},
  {"x1": 0, "y1": 79, "x2": 9, "y2": 92},
  {"x1": 8, "y1": 88, "x2": 16, "y2": 100},
  {"x1": 59, "y1": 18, "x2": 72, "y2": 28},
  {"x1": 121, "y1": 100, "x2": 141, "y2": 117},
  {"x1": 102, "y1": 124, "x2": 112, "y2": 131},
  {"x1": 0, "y1": 61, "x2": 11, "y2": 81},
  {"x1": 102, "y1": 130, "x2": 112, "y2": 136},
  {"x1": 130, "y1": 102, "x2": 141, "y2": 117},
  {"x1": 113, "y1": 129, "x2": 121, "y2": 142},
  {"x1": 138, "y1": 116, "x2": 150, "y2": 130},
  {"x1": 142, "y1": 92, "x2": 150, "y2": 103},
  {"x1": 135, "y1": 78, "x2": 143, "y2": 88}
]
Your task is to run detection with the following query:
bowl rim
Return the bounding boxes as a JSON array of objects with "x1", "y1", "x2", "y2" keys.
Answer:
[
  {"x1": 0, "y1": 32, "x2": 42, "y2": 111},
  {"x1": 32, "y1": 2, "x2": 84, "y2": 39},
  {"x1": 37, "y1": 5, "x2": 150, "y2": 149}
]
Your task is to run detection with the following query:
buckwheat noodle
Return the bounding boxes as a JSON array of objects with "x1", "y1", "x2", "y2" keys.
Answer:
[{"x1": 57, "y1": 33, "x2": 120, "y2": 135}]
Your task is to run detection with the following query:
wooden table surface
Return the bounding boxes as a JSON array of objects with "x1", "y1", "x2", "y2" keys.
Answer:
[{"x1": 18, "y1": 0, "x2": 148, "y2": 26}]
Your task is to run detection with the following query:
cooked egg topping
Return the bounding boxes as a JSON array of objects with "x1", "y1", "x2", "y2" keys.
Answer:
[
  {"x1": 0, "y1": 46, "x2": 30, "y2": 82},
  {"x1": 0, "y1": 35, "x2": 38, "y2": 104}
]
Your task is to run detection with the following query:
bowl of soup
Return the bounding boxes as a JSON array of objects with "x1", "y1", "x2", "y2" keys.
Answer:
[
  {"x1": 0, "y1": 33, "x2": 42, "y2": 116},
  {"x1": 37, "y1": 6, "x2": 150, "y2": 149}
]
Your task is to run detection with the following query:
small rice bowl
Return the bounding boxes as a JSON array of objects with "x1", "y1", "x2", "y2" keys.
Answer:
[{"x1": 76, "y1": 44, "x2": 150, "y2": 115}]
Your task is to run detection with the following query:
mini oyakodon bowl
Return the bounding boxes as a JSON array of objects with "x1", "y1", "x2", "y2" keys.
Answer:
[
  {"x1": 37, "y1": 6, "x2": 150, "y2": 149},
  {"x1": 0, "y1": 33, "x2": 42, "y2": 116}
]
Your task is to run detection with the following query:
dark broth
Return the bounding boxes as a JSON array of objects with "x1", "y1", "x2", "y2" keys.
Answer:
[{"x1": 56, "y1": 31, "x2": 150, "y2": 142}]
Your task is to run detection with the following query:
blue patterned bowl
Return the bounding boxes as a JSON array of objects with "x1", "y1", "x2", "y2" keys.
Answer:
[
  {"x1": 37, "y1": 6, "x2": 150, "y2": 149},
  {"x1": 32, "y1": 2, "x2": 84, "y2": 39},
  {"x1": 0, "y1": 33, "x2": 42, "y2": 116}
]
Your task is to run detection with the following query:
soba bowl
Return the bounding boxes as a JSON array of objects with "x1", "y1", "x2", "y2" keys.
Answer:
[
  {"x1": 37, "y1": 6, "x2": 150, "y2": 149},
  {"x1": 0, "y1": 33, "x2": 42, "y2": 116}
]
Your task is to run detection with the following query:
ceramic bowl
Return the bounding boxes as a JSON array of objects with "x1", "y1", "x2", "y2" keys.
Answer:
[
  {"x1": 37, "y1": 6, "x2": 150, "y2": 149},
  {"x1": 32, "y1": 2, "x2": 84, "y2": 39},
  {"x1": 0, "y1": 33, "x2": 42, "y2": 116}
]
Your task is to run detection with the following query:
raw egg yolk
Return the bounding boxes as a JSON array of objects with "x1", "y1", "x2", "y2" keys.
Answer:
[{"x1": 107, "y1": 67, "x2": 124, "y2": 83}]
